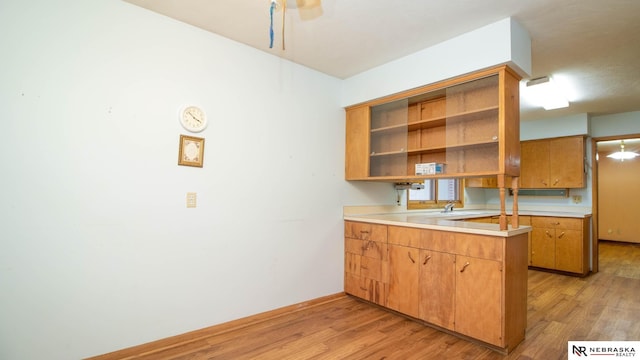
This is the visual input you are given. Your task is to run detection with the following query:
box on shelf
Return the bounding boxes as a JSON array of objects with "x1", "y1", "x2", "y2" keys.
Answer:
[{"x1": 415, "y1": 162, "x2": 445, "y2": 175}]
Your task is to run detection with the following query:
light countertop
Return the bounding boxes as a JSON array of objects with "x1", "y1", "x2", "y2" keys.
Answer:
[{"x1": 344, "y1": 209, "x2": 591, "y2": 237}]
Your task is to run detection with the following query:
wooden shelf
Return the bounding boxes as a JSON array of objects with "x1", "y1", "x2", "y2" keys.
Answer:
[
  {"x1": 408, "y1": 140, "x2": 498, "y2": 156},
  {"x1": 351, "y1": 171, "x2": 503, "y2": 182},
  {"x1": 370, "y1": 140, "x2": 499, "y2": 158},
  {"x1": 370, "y1": 105, "x2": 499, "y2": 135},
  {"x1": 369, "y1": 150, "x2": 407, "y2": 157}
]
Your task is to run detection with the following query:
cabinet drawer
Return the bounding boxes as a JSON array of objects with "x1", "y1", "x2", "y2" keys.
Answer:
[
  {"x1": 388, "y1": 226, "x2": 421, "y2": 247},
  {"x1": 345, "y1": 221, "x2": 387, "y2": 242},
  {"x1": 531, "y1": 216, "x2": 583, "y2": 230},
  {"x1": 345, "y1": 252, "x2": 387, "y2": 282},
  {"x1": 421, "y1": 229, "x2": 456, "y2": 253},
  {"x1": 511, "y1": 215, "x2": 531, "y2": 226},
  {"x1": 344, "y1": 273, "x2": 387, "y2": 306},
  {"x1": 388, "y1": 226, "x2": 457, "y2": 253},
  {"x1": 345, "y1": 237, "x2": 388, "y2": 261},
  {"x1": 455, "y1": 233, "x2": 503, "y2": 261}
]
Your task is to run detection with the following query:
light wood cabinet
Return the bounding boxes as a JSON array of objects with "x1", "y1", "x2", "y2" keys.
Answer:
[
  {"x1": 465, "y1": 177, "x2": 498, "y2": 188},
  {"x1": 387, "y1": 226, "x2": 423, "y2": 318},
  {"x1": 530, "y1": 216, "x2": 590, "y2": 275},
  {"x1": 344, "y1": 106, "x2": 370, "y2": 179},
  {"x1": 345, "y1": 65, "x2": 521, "y2": 182},
  {"x1": 520, "y1": 136, "x2": 585, "y2": 189},
  {"x1": 388, "y1": 244, "x2": 420, "y2": 318},
  {"x1": 344, "y1": 221, "x2": 389, "y2": 306},
  {"x1": 455, "y1": 255, "x2": 502, "y2": 345},
  {"x1": 387, "y1": 226, "x2": 456, "y2": 329},
  {"x1": 518, "y1": 216, "x2": 533, "y2": 265},
  {"x1": 356, "y1": 223, "x2": 528, "y2": 353},
  {"x1": 419, "y1": 249, "x2": 455, "y2": 329}
]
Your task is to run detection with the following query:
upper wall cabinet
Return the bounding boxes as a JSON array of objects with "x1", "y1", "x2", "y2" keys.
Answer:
[
  {"x1": 345, "y1": 65, "x2": 522, "y2": 182},
  {"x1": 520, "y1": 136, "x2": 585, "y2": 189}
]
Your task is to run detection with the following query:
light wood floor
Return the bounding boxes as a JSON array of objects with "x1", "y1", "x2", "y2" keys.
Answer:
[{"x1": 93, "y1": 241, "x2": 640, "y2": 360}]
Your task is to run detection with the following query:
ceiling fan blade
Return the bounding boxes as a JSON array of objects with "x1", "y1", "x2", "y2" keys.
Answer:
[
  {"x1": 295, "y1": 0, "x2": 321, "y2": 9},
  {"x1": 296, "y1": 0, "x2": 322, "y2": 20}
]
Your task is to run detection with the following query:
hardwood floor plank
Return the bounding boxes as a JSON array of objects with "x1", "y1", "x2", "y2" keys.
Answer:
[{"x1": 241, "y1": 328, "x2": 337, "y2": 360}]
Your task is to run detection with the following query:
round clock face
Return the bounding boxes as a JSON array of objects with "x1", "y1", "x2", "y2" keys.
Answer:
[{"x1": 179, "y1": 105, "x2": 207, "y2": 133}]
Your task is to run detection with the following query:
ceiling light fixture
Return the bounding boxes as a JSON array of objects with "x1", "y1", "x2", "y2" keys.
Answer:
[
  {"x1": 525, "y1": 76, "x2": 569, "y2": 110},
  {"x1": 607, "y1": 140, "x2": 639, "y2": 161}
]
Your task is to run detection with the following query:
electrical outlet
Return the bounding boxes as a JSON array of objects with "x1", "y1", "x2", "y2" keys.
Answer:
[
  {"x1": 572, "y1": 195, "x2": 582, "y2": 204},
  {"x1": 186, "y1": 192, "x2": 197, "y2": 208}
]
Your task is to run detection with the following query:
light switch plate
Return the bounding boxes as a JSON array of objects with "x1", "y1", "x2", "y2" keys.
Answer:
[{"x1": 186, "y1": 192, "x2": 197, "y2": 208}]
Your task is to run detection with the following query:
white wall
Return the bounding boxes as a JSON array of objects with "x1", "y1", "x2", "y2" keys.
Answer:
[
  {"x1": 341, "y1": 17, "x2": 531, "y2": 107},
  {"x1": 591, "y1": 111, "x2": 640, "y2": 137},
  {"x1": 0, "y1": 1, "x2": 392, "y2": 359},
  {"x1": 520, "y1": 114, "x2": 589, "y2": 141}
]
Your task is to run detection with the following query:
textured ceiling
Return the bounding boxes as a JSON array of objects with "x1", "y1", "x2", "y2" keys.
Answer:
[{"x1": 123, "y1": 0, "x2": 640, "y2": 122}]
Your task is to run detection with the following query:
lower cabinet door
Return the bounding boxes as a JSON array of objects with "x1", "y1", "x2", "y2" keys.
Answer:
[
  {"x1": 419, "y1": 250, "x2": 455, "y2": 330},
  {"x1": 387, "y1": 245, "x2": 420, "y2": 318},
  {"x1": 554, "y1": 228, "x2": 583, "y2": 273},
  {"x1": 530, "y1": 227, "x2": 556, "y2": 268},
  {"x1": 455, "y1": 255, "x2": 503, "y2": 347}
]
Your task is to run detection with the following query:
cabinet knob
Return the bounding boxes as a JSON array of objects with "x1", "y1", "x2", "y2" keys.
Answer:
[
  {"x1": 553, "y1": 179, "x2": 559, "y2": 185},
  {"x1": 545, "y1": 230, "x2": 553, "y2": 238},
  {"x1": 423, "y1": 255, "x2": 432, "y2": 265},
  {"x1": 460, "y1": 261, "x2": 470, "y2": 273},
  {"x1": 558, "y1": 231, "x2": 565, "y2": 239}
]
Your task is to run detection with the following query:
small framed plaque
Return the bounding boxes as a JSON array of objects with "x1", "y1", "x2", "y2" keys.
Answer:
[{"x1": 178, "y1": 135, "x2": 205, "y2": 167}]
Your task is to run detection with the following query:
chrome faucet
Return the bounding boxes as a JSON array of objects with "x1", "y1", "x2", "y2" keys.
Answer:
[{"x1": 443, "y1": 202, "x2": 455, "y2": 213}]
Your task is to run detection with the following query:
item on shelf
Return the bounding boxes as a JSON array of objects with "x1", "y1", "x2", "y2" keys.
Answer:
[{"x1": 415, "y1": 162, "x2": 445, "y2": 175}]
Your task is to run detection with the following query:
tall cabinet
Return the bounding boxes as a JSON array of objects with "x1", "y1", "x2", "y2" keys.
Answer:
[{"x1": 345, "y1": 65, "x2": 522, "y2": 229}]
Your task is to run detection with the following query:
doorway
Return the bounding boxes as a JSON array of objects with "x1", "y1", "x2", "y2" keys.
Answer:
[{"x1": 592, "y1": 135, "x2": 640, "y2": 272}]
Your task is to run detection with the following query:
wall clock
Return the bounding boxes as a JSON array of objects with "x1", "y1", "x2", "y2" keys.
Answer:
[
  {"x1": 179, "y1": 105, "x2": 207, "y2": 133},
  {"x1": 178, "y1": 135, "x2": 205, "y2": 167}
]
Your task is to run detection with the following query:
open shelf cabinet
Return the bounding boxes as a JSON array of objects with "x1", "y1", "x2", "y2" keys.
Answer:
[
  {"x1": 344, "y1": 65, "x2": 523, "y2": 230},
  {"x1": 346, "y1": 65, "x2": 521, "y2": 181}
]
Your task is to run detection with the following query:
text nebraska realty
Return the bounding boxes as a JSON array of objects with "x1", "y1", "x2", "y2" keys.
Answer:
[{"x1": 578, "y1": 346, "x2": 636, "y2": 356}]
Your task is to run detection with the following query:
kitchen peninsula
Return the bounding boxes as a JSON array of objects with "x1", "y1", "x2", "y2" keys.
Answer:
[
  {"x1": 342, "y1": 65, "x2": 530, "y2": 353},
  {"x1": 343, "y1": 210, "x2": 530, "y2": 353}
]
